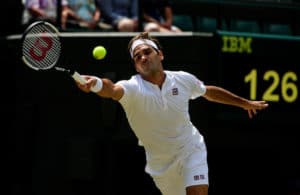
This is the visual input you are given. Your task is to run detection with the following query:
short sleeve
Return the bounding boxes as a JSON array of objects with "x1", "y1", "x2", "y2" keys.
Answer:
[
  {"x1": 191, "y1": 78, "x2": 206, "y2": 99},
  {"x1": 177, "y1": 71, "x2": 206, "y2": 99},
  {"x1": 116, "y1": 77, "x2": 138, "y2": 107}
]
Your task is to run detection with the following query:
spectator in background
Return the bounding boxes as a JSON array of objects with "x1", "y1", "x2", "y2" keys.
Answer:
[
  {"x1": 141, "y1": 0, "x2": 182, "y2": 33},
  {"x1": 97, "y1": 0, "x2": 139, "y2": 32},
  {"x1": 66, "y1": 0, "x2": 102, "y2": 30},
  {"x1": 22, "y1": 0, "x2": 74, "y2": 29}
]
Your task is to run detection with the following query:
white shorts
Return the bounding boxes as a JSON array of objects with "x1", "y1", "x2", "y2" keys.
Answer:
[{"x1": 150, "y1": 148, "x2": 209, "y2": 195}]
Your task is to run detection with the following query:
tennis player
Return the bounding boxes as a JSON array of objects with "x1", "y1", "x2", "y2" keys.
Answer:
[{"x1": 76, "y1": 32, "x2": 268, "y2": 195}]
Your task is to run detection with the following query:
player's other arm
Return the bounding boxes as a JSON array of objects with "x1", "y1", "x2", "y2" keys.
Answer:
[
  {"x1": 203, "y1": 85, "x2": 268, "y2": 118},
  {"x1": 76, "y1": 76, "x2": 124, "y2": 101}
]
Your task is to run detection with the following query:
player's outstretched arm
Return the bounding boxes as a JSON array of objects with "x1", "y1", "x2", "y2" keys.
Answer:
[
  {"x1": 203, "y1": 85, "x2": 269, "y2": 119},
  {"x1": 75, "y1": 75, "x2": 124, "y2": 101}
]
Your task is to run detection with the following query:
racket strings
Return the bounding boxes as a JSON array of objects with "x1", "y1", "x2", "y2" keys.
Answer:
[{"x1": 22, "y1": 23, "x2": 61, "y2": 70}]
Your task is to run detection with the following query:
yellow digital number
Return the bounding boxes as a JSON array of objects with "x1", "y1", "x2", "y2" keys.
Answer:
[
  {"x1": 281, "y1": 71, "x2": 298, "y2": 103},
  {"x1": 244, "y1": 69, "x2": 298, "y2": 103},
  {"x1": 244, "y1": 69, "x2": 257, "y2": 100},
  {"x1": 263, "y1": 70, "x2": 280, "y2": 102}
]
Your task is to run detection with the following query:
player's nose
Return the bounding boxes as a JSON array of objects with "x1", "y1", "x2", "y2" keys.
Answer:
[{"x1": 141, "y1": 54, "x2": 148, "y2": 62}]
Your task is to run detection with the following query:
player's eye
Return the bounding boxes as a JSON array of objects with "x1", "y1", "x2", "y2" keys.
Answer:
[
  {"x1": 134, "y1": 55, "x2": 142, "y2": 62},
  {"x1": 133, "y1": 48, "x2": 154, "y2": 62}
]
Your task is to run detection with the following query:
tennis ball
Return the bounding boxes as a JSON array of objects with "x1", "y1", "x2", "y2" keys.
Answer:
[{"x1": 93, "y1": 46, "x2": 107, "y2": 60}]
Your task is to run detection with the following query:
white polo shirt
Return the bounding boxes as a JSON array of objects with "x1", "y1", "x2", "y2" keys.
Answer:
[{"x1": 117, "y1": 70, "x2": 207, "y2": 174}]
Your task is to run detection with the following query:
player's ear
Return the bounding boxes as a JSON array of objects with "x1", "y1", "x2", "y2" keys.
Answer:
[{"x1": 158, "y1": 50, "x2": 164, "y2": 61}]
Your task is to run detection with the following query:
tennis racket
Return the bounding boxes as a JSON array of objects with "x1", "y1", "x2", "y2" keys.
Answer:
[{"x1": 21, "y1": 21, "x2": 87, "y2": 84}]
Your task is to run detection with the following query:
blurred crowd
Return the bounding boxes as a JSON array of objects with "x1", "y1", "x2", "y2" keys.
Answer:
[{"x1": 21, "y1": 0, "x2": 182, "y2": 33}]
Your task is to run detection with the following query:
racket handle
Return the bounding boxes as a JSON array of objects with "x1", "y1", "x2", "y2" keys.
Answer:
[{"x1": 72, "y1": 71, "x2": 87, "y2": 85}]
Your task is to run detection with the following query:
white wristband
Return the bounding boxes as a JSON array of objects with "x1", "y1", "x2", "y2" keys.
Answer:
[{"x1": 90, "y1": 77, "x2": 103, "y2": 93}]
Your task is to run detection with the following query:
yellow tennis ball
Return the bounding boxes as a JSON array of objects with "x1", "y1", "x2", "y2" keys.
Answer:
[{"x1": 93, "y1": 46, "x2": 107, "y2": 60}]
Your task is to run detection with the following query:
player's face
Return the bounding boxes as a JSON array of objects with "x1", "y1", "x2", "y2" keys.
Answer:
[{"x1": 133, "y1": 44, "x2": 164, "y2": 76}]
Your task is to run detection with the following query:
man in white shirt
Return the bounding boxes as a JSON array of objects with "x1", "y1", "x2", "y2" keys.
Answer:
[{"x1": 76, "y1": 32, "x2": 269, "y2": 195}]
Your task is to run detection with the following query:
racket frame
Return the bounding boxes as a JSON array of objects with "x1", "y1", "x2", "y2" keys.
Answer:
[{"x1": 21, "y1": 21, "x2": 87, "y2": 85}]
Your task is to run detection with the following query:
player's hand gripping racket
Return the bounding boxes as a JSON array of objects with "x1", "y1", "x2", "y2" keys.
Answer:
[{"x1": 21, "y1": 21, "x2": 87, "y2": 84}]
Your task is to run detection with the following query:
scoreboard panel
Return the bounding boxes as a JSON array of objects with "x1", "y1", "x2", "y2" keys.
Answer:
[{"x1": 216, "y1": 31, "x2": 299, "y2": 123}]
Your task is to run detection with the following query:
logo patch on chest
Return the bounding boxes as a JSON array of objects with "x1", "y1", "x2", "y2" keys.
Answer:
[{"x1": 172, "y1": 88, "x2": 178, "y2": 95}]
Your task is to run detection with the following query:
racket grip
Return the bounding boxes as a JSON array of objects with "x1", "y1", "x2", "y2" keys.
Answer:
[{"x1": 72, "y1": 71, "x2": 87, "y2": 85}]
